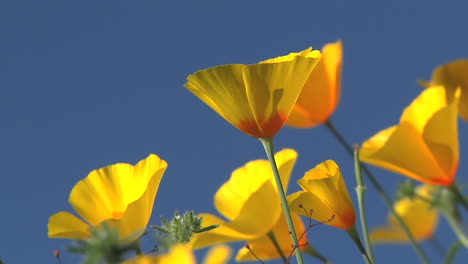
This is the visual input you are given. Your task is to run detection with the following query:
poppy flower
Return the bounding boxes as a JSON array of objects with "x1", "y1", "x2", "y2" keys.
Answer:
[
  {"x1": 360, "y1": 86, "x2": 460, "y2": 186},
  {"x1": 421, "y1": 59, "x2": 468, "y2": 120},
  {"x1": 370, "y1": 185, "x2": 439, "y2": 243},
  {"x1": 288, "y1": 160, "x2": 356, "y2": 230},
  {"x1": 287, "y1": 40, "x2": 343, "y2": 128},
  {"x1": 185, "y1": 48, "x2": 321, "y2": 138},
  {"x1": 48, "y1": 154, "x2": 167, "y2": 241},
  {"x1": 189, "y1": 149, "x2": 308, "y2": 261}
]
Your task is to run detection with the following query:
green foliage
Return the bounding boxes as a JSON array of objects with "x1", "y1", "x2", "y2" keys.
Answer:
[
  {"x1": 67, "y1": 223, "x2": 140, "y2": 264},
  {"x1": 151, "y1": 211, "x2": 219, "y2": 245}
]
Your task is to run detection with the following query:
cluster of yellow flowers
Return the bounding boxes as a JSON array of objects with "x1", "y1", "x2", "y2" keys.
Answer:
[{"x1": 47, "y1": 41, "x2": 468, "y2": 263}]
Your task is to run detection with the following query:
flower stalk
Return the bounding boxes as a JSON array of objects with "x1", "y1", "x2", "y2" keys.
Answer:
[
  {"x1": 347, "y1": 226, "x2": 373, "y2": 264},
  {"x1": 260, "y1": 138, "x2": 304, "y2": 264},
  {"x1": 353, "y1": 146, "x2": 375, "y2": 263},
  {"x1": 325, "y1": 120, "x2": 431, "y2": 264}
]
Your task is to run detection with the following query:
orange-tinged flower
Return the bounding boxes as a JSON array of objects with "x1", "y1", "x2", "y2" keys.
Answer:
[
  {"x1": 123, "y1": 244, "x2": 232, "y2": 264},
  {"x1": 360, "y1": 86, "x2": 460, "y2": 186},
  {"x1": 288, "y1": 160, "x2": 356, "y2": 230},
  {"x1": 190, "y1": 149, "x2": 308, "y2": 261},
  {"x1": 421, "y1": 59, "x2": 468, "y2": 120},
  {"x1": 185, "y1": 48, "x2": 321, "y2": 138},
  {"x1": 370, "y1": 185, "x2": 439, "y2": 243},
  {"x1": 287, "y1": 40, "x2": 343, "y2": 128},
  {"x1": 48, "y1": 154, "x2": 167, "y2": 240}
]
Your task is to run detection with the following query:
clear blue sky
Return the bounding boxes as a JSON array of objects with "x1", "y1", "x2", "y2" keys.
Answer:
[{"x1": 1, "y1": 1, "x2": 467, "y2": 263}]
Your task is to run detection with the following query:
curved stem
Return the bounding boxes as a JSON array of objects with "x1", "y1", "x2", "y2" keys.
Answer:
[
  {"x1": 260, "y1": 138, "x2": 304, "y2": 264},
  {"x1": 325, "y1": 120, "x2": 431, "y2": 264},
  {"x1": 353, "y1": 147, "x2": 375, "y2": 263},
  {"x1": 347, "y1": 226, "x2": 373, "y2": 264},
  {"x1": 449, "y1": 184, "x2": 468, "y2": 211},
  {"x1": 303, "y1": 245, "x2": 331, "y2": 264},
  {"x1": 267, "y1": 232, "x2": 288, "y2": 263},
  {"x1": 444, "y1": 241, "x2": 463, "y2": 264},
  {"x1": 441, "y1": 209, "x2": 468, "y2": 247}
]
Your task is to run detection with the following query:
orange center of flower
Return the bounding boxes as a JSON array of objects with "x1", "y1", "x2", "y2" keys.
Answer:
[
  {"x1": 112, "y1": 211, "x2": 125, "y2": 219},
  {"x1": 238, "y1": 112, "x2": 287, "y2": 138}
]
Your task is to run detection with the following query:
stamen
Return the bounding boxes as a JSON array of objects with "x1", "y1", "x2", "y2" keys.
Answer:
[{"x1": 245, "y1": 243, "x2": 265, "y2": 264}]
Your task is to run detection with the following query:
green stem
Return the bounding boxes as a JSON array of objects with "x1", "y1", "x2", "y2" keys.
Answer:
[
  {"x1": 353, "y1": 148, "x2": 376, "y2": 263},
  {"x1": 260, "y1": 138, "x2": 304, "y2": 264},
  {"x1": 267, "y1": 232, "x2": 288, "y2": 263},
  {"x1": 303, "y1": 245, "x2": 331, "y2": 264},
  {"x1": 347, "y1": 226, "x2": 373, "y2": 264},
  {"x1": 444, "y1": 241, "x2": 463, "y2": 264},
  {"x1": 441, "y1": 209, "x2": 468, "y2": 247},
  {"x1": 325, "y1": 120, "x2": 431, "y2": 264},
  {"x1": 449, "y1": 184, "x2": 468, "y2": 211}
]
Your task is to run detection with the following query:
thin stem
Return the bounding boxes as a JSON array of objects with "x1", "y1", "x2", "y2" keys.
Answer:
[
  {"x1": 347, "y1": 226, "x2": 373, "y2": 264},
  {"x1": 259, "y1": 138, "x2": 304, "y2": 264},
  {"x1": 444, "y1": 241, "x2": 463, "y2": 264},
  {"x1": 449, "y1": 184, "x2": 468, "y2": 211},
  {"x1": 267, "y1": 232, "x2": 288, "y2": 263},
  {"x1": 325, "y1": 120, "x2": 431, "y2": 264},
  {"x1": 303, "y1": 245, "x2": 331, "y2": 264},
  {"x1": 353, "y1": 147, "x2": 375, "y2": 263},
  {"x1": 441, "y1": 209, "x2": 468, "y2": 247}
]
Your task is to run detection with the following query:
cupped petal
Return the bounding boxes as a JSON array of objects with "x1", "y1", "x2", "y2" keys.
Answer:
[
  {"x1": 360, "y1": 123, "x2": 449, "y2": 185},
  {"x1": 192, "y1": 180, "x2": 282, "y2": 249},
  {"x1": 48, "y1": 211, "x2": 91, "y2": 239},
  {"x1": 371, "y1": 185, "x2": 439, "y2": 244},
  {"x1": 185, "y1": 64, "x2": 254, "y2": 131},
  {"x1": 184, "y1": 48, "x2": 320, "y2": 138},
  {"x1": 430, "y1": 59, "x2": 468, "y2": 120},
  {"x1": 287, "y1": 40, "x2": 343, "y2": 128},
  {"x1": 215, "y1": 149, "x2": 297, "y2": 220},
  {"x1": 69, "y1": 154, "x2": 167, "y2": 230},
  {"x1": 361, "y1": 86, "x2": 460, "y2": 185},
  {"x1": 236, "y1": 213, "x2": 307, "y2": 261},
  {"x1": 243, "y1": 49, "x2": 321, "y2": 137},
  {"x1": 288, "y1": 160, "x2": 356, "y2": 230},
  {"x1": 203, "y1": 245, "x2": 232, "y2": 264}
]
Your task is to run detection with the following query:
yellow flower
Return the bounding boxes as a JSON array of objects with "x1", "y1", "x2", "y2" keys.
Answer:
[
  {"x1": 421, "y1": 59, "x2": 468, "y2": 120},
  {"x1": 48, "y1": 154, "x2": 167, "y2": 240},
  {"x1": 288, "y1": 160, "x2": 356, "y2": 230},
  {"x1": 190, "y1": 149, "x2": 308, "y2": 261},
  {"x1": 370, "y1": 185, "x2": 439, "y2": 243},
  {"x1": 360, "y1": 86, "x2": 460, "y2": 186},
  {"x1": 287, "y1": 40, "x2": 343, "y2": 128},
  {"x1": 185, "y1": 48, "x2": 321, "y2": 138},
  {"x1": 123, "y1": 244, "x2": 232, "y2": 264}
]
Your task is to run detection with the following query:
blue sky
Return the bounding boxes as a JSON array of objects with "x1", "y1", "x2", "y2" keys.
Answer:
[{"x1": 1, "y1": 1, "x2": 467, "y2": 263}]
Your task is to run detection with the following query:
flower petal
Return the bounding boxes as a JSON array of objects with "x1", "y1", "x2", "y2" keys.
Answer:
[
  {"x1": 69, "y1": 154, "x2": 167, "y2": 230},
  {"x1": 192, "y1": 180, "x2": 281, "y2": 248},
  {"x1": 123, "y1": 244, "x2": 195, "y2": 264},
  {"x1": 214, "y1": 149, "x2": 297, "y2": 220},
  {"x1": 289, "y1": 160, "x2": 356, "y2": 230},
  {"x1": 202, "y1": 245, "x2": 232, "y2": 264},
  {"x1": 235, "y1": 213, "x2": 307, "y2": 261},
  {"x1": 371, "y1": 185, "x2": 439, "y2": 243},
  {"x1": 184, "y1": 48, "x2": 320, "y2": 138},
  {"x1": 287, "y1": 40, "x2": 343, "y2": 128},
  {"x1": 431, "y1": 59, "x2": 468, "y2": 120},
  {"x1": 48, "y1": 211, "x2": 91, "y2": 239}
]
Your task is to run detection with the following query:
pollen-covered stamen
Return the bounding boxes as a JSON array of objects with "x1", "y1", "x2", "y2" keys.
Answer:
[{"x1": 245, "y1": 243, "x2": 265, "y2": 264}]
